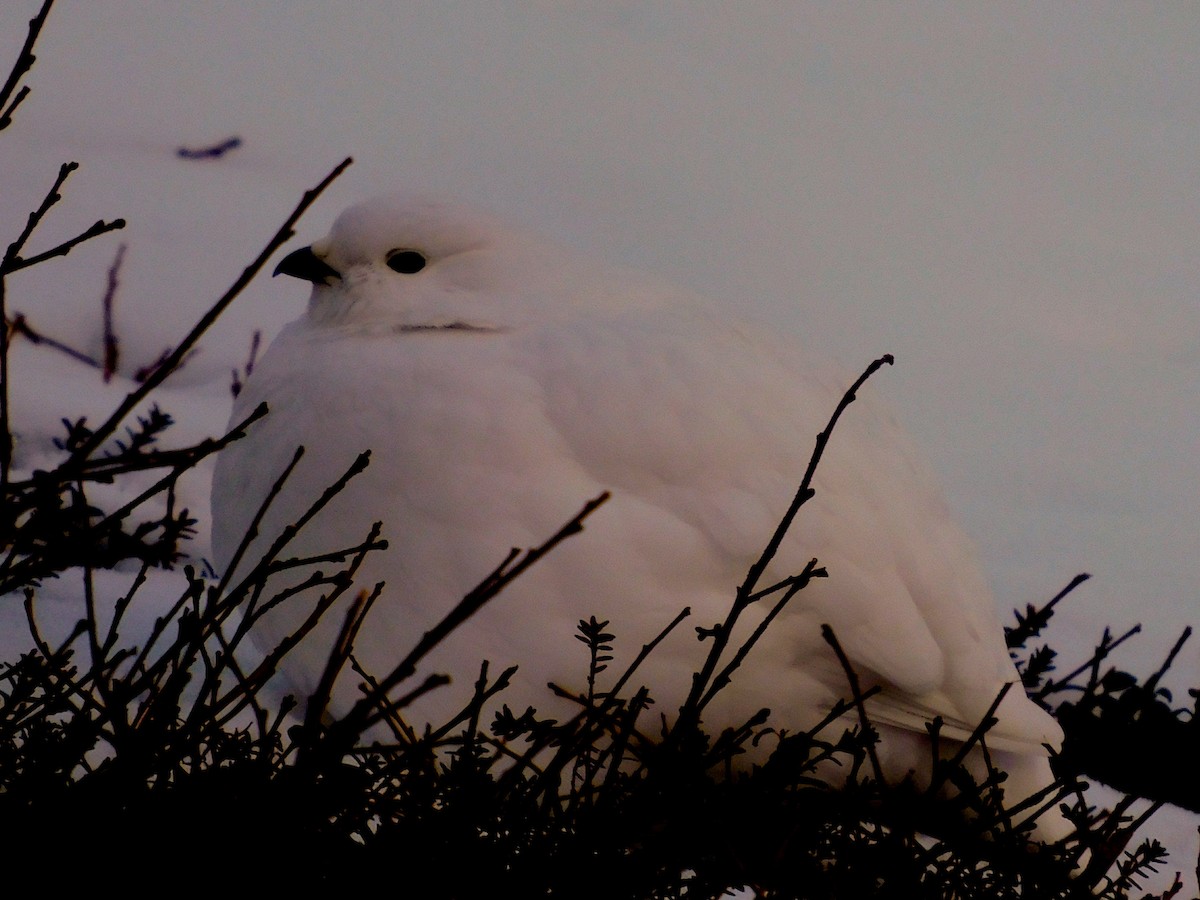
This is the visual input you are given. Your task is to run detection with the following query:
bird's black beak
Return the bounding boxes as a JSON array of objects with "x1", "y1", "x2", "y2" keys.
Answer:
[{"x1": 273, "y1": 246, "x2": 342, "y2": 284}]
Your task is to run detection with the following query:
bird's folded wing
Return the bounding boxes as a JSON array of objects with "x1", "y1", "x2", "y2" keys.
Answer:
[{"x1": 866, "y1": 686, "x2": 1063, "y2": 754}]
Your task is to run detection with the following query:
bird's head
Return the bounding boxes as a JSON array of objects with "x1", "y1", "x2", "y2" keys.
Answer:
[{"x1": 273, "y1": 193, "x2": 595, "y2": 335}]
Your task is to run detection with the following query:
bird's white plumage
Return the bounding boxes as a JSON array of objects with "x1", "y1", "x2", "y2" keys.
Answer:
[{"x1": 211, "y1": 194, "x2": 1066, "y2": 836}]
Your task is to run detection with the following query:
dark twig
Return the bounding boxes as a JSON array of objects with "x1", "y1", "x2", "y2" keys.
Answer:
[
  {"x1": 7, "y1": 313, "x2": 101, "y2": 367},
  {"x1": 492, "y1": 608, "x2": 695, "y2": 797},
  {"x1": 698, "y1": 559, "x2": 825, "y2": 714},
  {"x1": 1, "y1": 160, "x2": 125, "y2": 509},
  {"x1": 0, "y1": 0, "x2": 52, "y2": 132},
  {"x1": 678, "y1": 354, "x2": 894, "y2": 722},
  {"x1": 220, "y1": 449, "x2": 374, "y2": 608},
  {"x1": 822, "y1": 623, "x2": 885, "y2": 781},
  {"x1": 1144, "y1": 626, "x2": 1192, "y2": 697},
  {"x1": 3, "y1": 162, "x2": 78, "y2": 268},
  {"x1": 333, "y1": 492, "x2": 611, "y2": 743},
  {"x1": 738, "y1": 353, "x2": 894, "y2": 604},
  {"x1": 604, "y1": 605, "x2": 692, "y2": 705},
  {"x1": 176, "y1": 136, "x2": 242, "y2": 160},
  {"x1": 1, "y1": 278, "x2": 15, "y2": 493},
  {"x1": 1007, "y1": 573, "x2": 1091, "y2": 650},
  {"x1": 3, "y1": 160, "x2": 115, "y2": 492},
  {"x1": 231, "y1": 329, "x2": 261, "y2": 398},
  {"x1": 402, "y1": 664, "x2": 518, "y2": 750},
  {"x1": 2, "y1": 216, "x2": 126, "y2": 275},
  {"x1": 301, "y1": 584, "x2": 383, "y2": 740},
  {"x1": 101, "y1": 243, "x2": 125, "y2": 381},
  {"x1": 212, "y1": 526, "x2": 383, "y2": 725},
  {"x1": 1036, "y1": 624, "x2": 1143, "y2": 701},
  {"x1": 86, "y1": 410, "x2": 263, "y2": 536},
  {"x1": 64, "y1": 157, "x2": 352, "y2": 464}
]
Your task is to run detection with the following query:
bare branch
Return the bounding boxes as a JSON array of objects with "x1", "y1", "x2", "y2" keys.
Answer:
[
  {"x1": 65, "y1": 157, "x2": 352, "y2": 463},
  {"x1": 335, "y1": 491, "x2": 611, "y2": 741},
  {"x1": 176, "y1": 136, "x2": 242, "y2": 160},
  {"x1": 0, "y1": 0, "x2": 52, "y2": 132},
  {"x1": 678, "y1": 354, "x2": 894, "y2": 723},
  {"x1": 101, "y1": 243, "x2": 125, "y2": 381},
  {"x1": 7, "y1": 312, "x2": 101, "y2": 367},
  {"x1": 822, "y1": 623, "x2": 885, "y2": 781},
  {"x1": 2, "y1": 216, "x2": 127, "y2": 275}
]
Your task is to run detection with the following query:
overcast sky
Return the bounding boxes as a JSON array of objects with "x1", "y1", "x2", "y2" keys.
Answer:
[{"x1": 2, "y1": 0, "x2": 1197, "y2": 879}]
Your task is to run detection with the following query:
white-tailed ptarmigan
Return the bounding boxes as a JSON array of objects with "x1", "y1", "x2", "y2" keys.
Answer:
[{"x1": 210, "y1": 193, "x2": 1070, "y2": 841}]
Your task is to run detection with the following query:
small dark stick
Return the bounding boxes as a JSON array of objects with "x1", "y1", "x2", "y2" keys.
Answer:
[
  {"x1": 0, "y1": 0, "x2": 52, "y2": 132},
  {"x1": 101, "y1": 243, "x2": 125, "y2": 382},
  {"x1": 176, "y1": 136, "x2": 243, "y2": 160},
  {"x1": 230, "y1": 329, "x2": 261, "y2": 398}
]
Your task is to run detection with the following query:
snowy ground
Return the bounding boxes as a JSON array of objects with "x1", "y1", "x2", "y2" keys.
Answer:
[{"x1": 1, "y1": 1, "x2": 1197, "y2": 894}]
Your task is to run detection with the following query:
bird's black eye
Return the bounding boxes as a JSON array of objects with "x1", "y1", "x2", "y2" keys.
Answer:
[{"x1": 386, "y1": 249, "x2": 427, "y2": 274}]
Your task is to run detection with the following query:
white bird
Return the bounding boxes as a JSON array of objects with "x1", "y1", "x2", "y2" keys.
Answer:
[{"x1": 210, "y1": 193, "x2": 1069, "y2": 840}]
